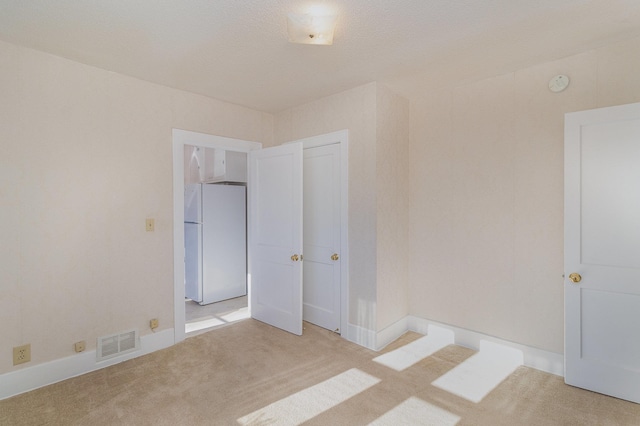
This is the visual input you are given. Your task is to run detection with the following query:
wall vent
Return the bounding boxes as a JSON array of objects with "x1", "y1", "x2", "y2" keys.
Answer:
[{"x1": 96, "y1": 329, "x2": 140, "y2": 361}]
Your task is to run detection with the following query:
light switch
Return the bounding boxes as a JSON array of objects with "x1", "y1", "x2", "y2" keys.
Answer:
[{"x1": 146, "y1": 218, "x2": 155, "y2": 232}]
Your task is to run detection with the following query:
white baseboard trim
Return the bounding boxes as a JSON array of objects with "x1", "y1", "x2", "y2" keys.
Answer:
[
  {"x1": 374, "y1": 316, "x2": 410, "y2": 351},
  {"x1": 346, "y1": 323, "x2": 377, "y2": 350},
  {"x1": 0, "y1": 328, "x2": 175, "y2": 401},
  {"x1": 374, "y1": 316, "x2": 564, "y2": 377}
]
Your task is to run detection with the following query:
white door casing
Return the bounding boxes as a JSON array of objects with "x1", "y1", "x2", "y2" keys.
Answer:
[
  {"x1": 303, "y1": 144, "x2": 341, "y2": 332},
  {"x1": 173, "y1": 130, "x2": 261, "y2": 344},
  {"x1": 564, "y1": 102, "x2": 640, "y2": 403},
  {"x1": 248, "y1": 143, "x2": 304, "y2": 335}
]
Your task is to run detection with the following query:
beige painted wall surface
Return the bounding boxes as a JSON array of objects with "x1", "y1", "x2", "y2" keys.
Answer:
[
  {"x1": 375, "y1": 86, "x2": 410, "y2": 331},
  {"x1": 408, "y1": 35, "x2": 640, "y2": 354},
  {"x1": 0, "y1": 40, "x2": 272, "y2": 374},
  {"x1": 274, "y1": 83, "x2": 378, "y2": 331}
]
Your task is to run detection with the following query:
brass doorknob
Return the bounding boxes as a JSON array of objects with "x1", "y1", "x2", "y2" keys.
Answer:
[
  {"x1": 291, "y1": 254, "x2": 299, "y2": 262},
  {"x1": 568, "y1": 273, "x2": 582, "y2": 283},
  {"x1": 331, "y1": 253, "x2": 339, "y2": 261}
]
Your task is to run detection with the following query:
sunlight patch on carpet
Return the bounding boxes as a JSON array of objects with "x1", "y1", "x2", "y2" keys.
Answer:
[
  {"x1": 369, "y1": 397, "x2": 460, "y2": 426},
  {"x1": 237, "y1": 368, "x2": 380, "y2": 425},
  {"x1": 432, "y1": 340, "x2": 523, "y2": 403},
  {"x1": 186, "y1": 309, "x2": 250, "y2": 334},
  {"x1": 373, "y1": 325, "x2": 454, "y2": 371},
  {"x1": 185, "y1": 317, "x2": 226, "y2": 333},
  {"x1": 220, "y1": 307, "x2": 250, "y2": 323}
]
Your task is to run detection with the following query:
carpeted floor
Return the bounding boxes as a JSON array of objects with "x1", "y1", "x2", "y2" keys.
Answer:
[{"x1": 1, "y1": 319, "x2": 639, "y2": 425}]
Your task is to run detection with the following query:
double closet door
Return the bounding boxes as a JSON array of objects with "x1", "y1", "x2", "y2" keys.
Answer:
[{"x1": 248, "y1": 141, "x2": 342, "y2": 335}]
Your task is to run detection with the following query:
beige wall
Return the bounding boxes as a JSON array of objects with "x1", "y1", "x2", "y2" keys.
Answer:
[
  {"x1": 274, "y1": 82, "x2": 411, "y2": 334},
  {"x1": 3, "y1": 28, "x2": 638, "y2": 377},
  {"x1": 408, "y1": 35, "x2": 640, "y2": 354},
  {"x1": 274, "y1": 83, "x2": 379, "y2": 331},
  {"x1": 0, "y1": 40, "x2": 272, "y2": 374},
  {"x1": 375, "y1": 86, "x2": 410, "y2": 331}
]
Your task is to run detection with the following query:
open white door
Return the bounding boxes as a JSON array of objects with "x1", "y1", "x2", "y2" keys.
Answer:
[
  {"x1": 248, "y1": 143, "x2": 303, "y2": 335},
  {"x1": 565, "y1": 102, "x2": 640, "y2": 403}
]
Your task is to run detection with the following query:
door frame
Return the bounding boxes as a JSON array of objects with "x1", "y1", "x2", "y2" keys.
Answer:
[
  {"x1": 172, "y1": 129, "x2": 261, "y2": 344},
  {"x1": 287, "y1": 130, "x2": 349, "y2": 338},
  {"x1": 172, "y1": 129, "x2": 349, "y2": 344}
]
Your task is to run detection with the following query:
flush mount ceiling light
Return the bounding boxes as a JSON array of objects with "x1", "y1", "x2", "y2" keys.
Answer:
[{"x1": 287, "y1": 13, "x2": 337, "y2": 45}]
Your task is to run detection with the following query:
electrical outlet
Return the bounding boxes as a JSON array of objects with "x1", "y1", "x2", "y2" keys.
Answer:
[
  {"x1": 145, "y1": 218, "x2": 155, "y2": 232},
  {"x1": 150, "y1": 318, "x2": 159, "y2": 330},
  {"x1": 13, "y1": 344, "x2": 31, "y2": 366},
  {"x1": 74, "y1": 341, "x2": 86, "y2": 353}
]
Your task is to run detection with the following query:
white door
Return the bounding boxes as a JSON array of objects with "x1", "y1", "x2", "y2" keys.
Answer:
[
  {"x1": 303, "y1": 144, "x2": 341, "y2": 332},
  {"x1": 248, "y1": 143, "x2": 303, "y2": 335},
  {"x1": 565, "y1": 102, "x2": 640, "y2": 403}
]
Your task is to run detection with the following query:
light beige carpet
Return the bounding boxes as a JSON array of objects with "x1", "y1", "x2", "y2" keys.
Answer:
[{"x1": 1, "y1": 319, "x2": 639, "y2": 425}]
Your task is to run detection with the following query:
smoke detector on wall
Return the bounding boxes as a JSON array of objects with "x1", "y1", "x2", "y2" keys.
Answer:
[{"x1": 549, "y1": 75, "x2": 570, "y2": 93}]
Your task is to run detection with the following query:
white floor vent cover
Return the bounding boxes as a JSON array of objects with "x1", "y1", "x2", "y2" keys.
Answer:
[{"x1": 97, "y1": 329, "x2": 140, "y2": 361}]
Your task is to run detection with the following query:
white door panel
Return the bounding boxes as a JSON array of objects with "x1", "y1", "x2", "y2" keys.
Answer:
[
  {"x1": 581, "y1": 289, "x2": 640, "y2": 371},
  {"x1": 565, "y1": 102, "x2": 640, "y2": 403},
  {"x1": 249, "y1": 143, "x2": 303, "y2": 335},
  {"x1": 256, "y1": 154, "x2": 296, "y2": 249},
  {"x1": 255, "y1": 261, "x2": 295, "y2": 312},
  {"x1": 303, "y1": 261, "x2": 335, "y2": 324},
  {"x1": 303, "y1": 144, "x2": 341, "y2": 332},
  {"x1": 580, "y1": 119, "x2": 640, "y2": 269}
]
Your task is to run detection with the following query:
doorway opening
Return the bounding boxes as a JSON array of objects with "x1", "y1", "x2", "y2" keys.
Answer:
[
  {"x1": 183, "y1": 143, "x2": 250, "y2": 337},
  {"x1": 173, "y1": 130, "x2": 261, "y2": 343},
  {"x1": 172, "y1": 129, "x2": 349, "y2": 345}
]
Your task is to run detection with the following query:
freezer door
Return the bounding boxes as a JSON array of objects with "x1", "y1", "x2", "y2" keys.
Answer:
[{"x1": 184, "y1": 222, "x2": 202, "y2": 303}]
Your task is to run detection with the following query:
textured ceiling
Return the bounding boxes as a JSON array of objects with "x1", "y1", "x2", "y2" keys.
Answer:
[{"x1": 1, "y1": 1, "x2": 640, "y2": 112}]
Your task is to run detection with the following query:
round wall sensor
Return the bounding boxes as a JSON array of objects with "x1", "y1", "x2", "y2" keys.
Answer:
[{"x1": 549, "y1": 75, "x2": 570, "y2": 93}]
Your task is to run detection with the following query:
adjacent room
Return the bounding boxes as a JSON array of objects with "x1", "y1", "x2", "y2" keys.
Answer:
[{"x1": 1, "y1": 1, "x2": 640, "y2": 424}]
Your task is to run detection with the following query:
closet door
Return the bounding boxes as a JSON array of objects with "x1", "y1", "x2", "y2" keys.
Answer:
[
  {"x1": 248, "y1": 143, "x2": 303, "y2": 335},
  {"x1": 303, "y1": 144, "x2": 341, "y2": 332}
]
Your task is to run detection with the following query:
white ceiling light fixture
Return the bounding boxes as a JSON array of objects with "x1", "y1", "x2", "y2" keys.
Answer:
[{"x1": 287, "y1": 13, "x2": 338, "y2": 45}]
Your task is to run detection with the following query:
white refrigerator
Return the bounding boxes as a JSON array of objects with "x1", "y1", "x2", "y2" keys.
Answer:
[{"x1": 184, "y1": 183, "x2": 247, "y2": 305}]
